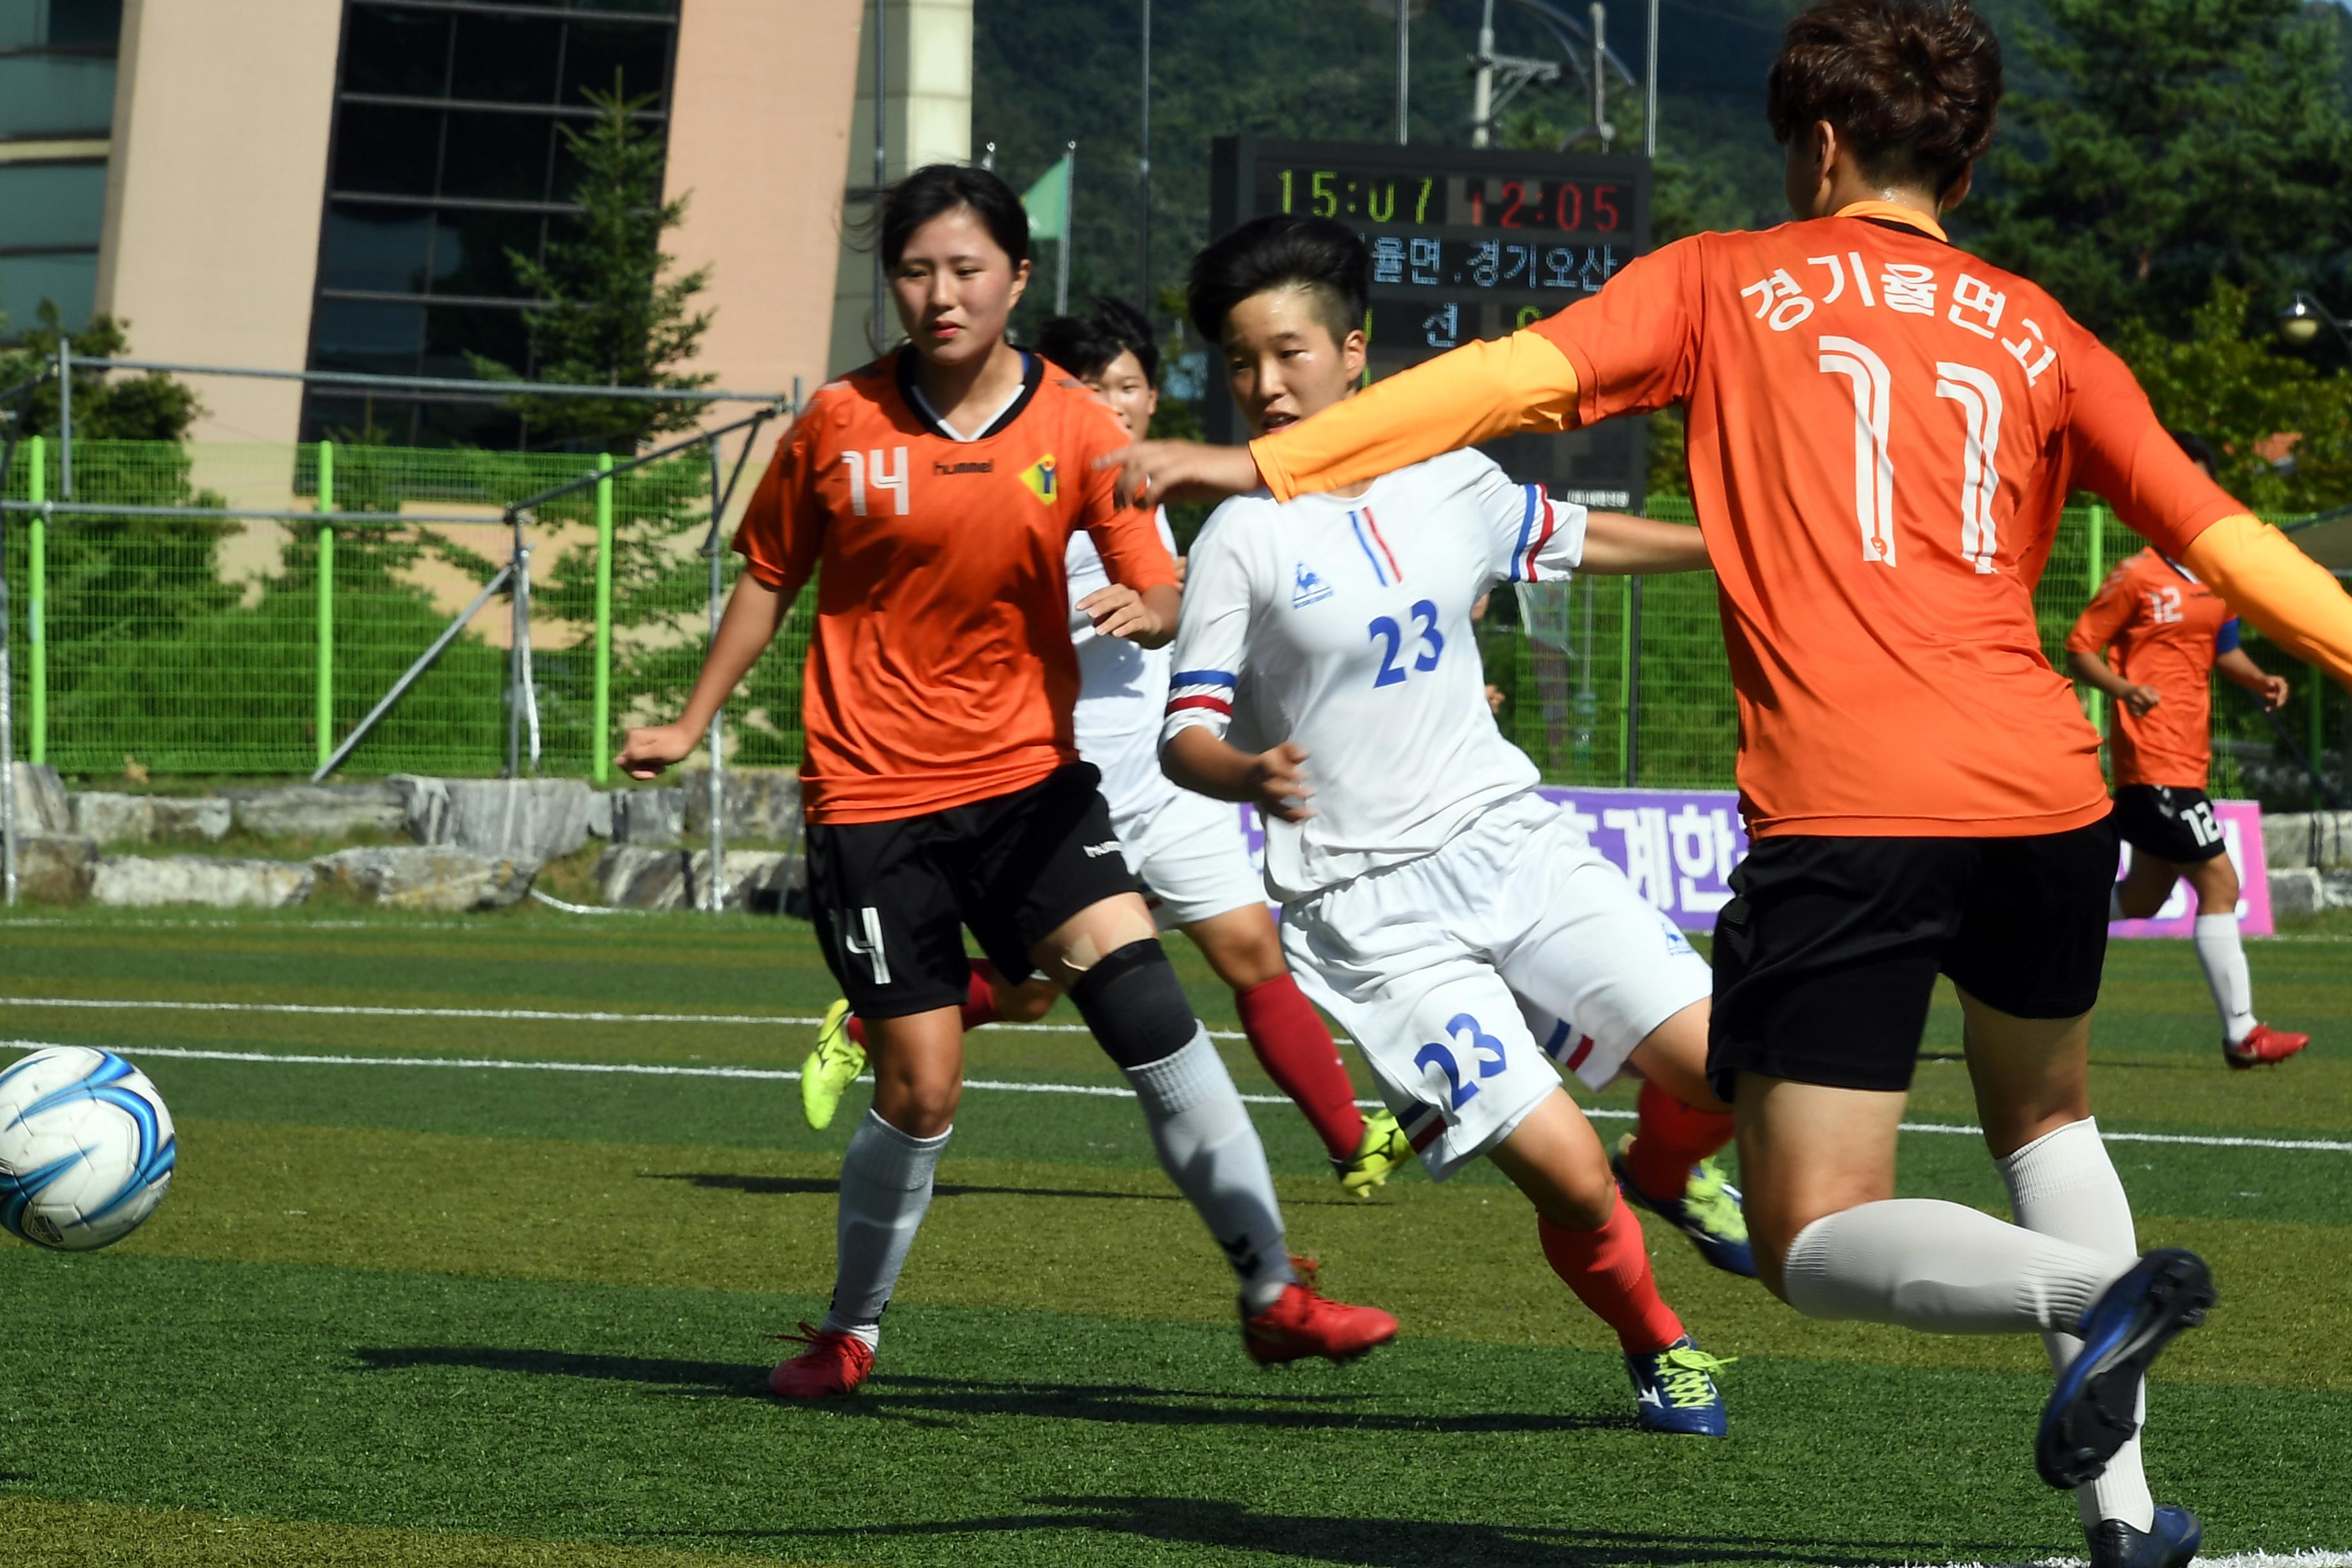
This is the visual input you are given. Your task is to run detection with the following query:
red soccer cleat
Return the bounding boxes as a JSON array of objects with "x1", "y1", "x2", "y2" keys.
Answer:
[
  {"x1": 767, "y1": 1322, "x2": 875, "y2": 1398},
  {"x1": 2225, "y1": 1023, "x2": 2311, "y2": 1070},
  {"x1": 1241, "y1": 1259, "x2": 1399, "y2": 1366}
]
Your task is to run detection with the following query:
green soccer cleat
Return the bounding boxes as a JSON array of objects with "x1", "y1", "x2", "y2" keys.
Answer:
[
  {"x1": 799, "y1": 999, "x2": 868, "y2": 1132},
  {"x1": 1337, "y1": 1108, "x2": 1410, "y2": 1199},
  {"x1": 1613, "y1": 1136, "x2": 1758, "y2": 1278}
]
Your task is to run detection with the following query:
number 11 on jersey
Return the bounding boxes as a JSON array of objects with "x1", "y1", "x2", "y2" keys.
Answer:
[{"x1": 1818, "y1": 335, "x2": 2007, "y2": 574}]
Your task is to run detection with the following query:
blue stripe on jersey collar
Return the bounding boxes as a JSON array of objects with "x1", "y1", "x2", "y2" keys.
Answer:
[{"x1": 1348, "y1": 511, "x2": 1388, "y2": 586}]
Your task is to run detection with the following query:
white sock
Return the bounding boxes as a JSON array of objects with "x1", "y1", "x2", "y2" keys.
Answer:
[
  {"x1": 819, "y1": 1109, "x2": 951, "y2": 1348},
  {"x1": 1998, "y1": 1119, "x2": 2155, "y2": 1533},
  {"x1": 2193, "y1": 912, "x2": 2257, "y2": 1046},
  {"x1": 1781, "y1": 1199, "x2": 2130, "y2": 1335},
  {"x1": 2108, "y1": 887, "x2": 2126, "y2": 923},
  {"x1": 1126, "y1": 1028, "x2": 1298, "y2": 1313}
]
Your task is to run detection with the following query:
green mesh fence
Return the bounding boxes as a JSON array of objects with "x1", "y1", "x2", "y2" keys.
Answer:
[
  {"x1": 0, "y1": 436, "x2": 2340, "y2": 805},
  {"x1": 1, "y1": 438, "x2": 809, "y2": 781},
  {"x1": 1495, "y1": 496, "x2": 2345, "y2": 808}
]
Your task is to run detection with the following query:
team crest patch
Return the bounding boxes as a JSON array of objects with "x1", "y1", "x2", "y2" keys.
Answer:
[
  {"x1": 1291, "y1": 563, "x2": 1333, "y2": 607},
  {"x1": 1019, "y1": 454, "x2": 1059, "y2": 503}
]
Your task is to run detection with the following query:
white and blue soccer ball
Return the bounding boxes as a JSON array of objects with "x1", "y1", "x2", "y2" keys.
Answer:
[{"x1": 0, "y1": 1046, "x2": 177, "y2": 1251}]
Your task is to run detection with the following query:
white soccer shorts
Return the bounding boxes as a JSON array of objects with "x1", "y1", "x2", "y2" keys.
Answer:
[
  {"x1": 1280, "y1": 790, "x2": 1711, "y2": 1181},
  {"x1": 1115, "y1": 783, "x2": 1268, "y2": 932}
]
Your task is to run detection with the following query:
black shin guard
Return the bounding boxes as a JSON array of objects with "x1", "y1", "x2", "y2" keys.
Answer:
[{"x1": 1066, "y1": 937, "x2": 1200, "y2": 1069}]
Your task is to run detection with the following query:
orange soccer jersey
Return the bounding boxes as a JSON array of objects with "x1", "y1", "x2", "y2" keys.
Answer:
[
  {"x1": 1523, "y1": 204, "x2": 2243, "y2": 836},
  {"x1": 732, "y1": 350, "x2": 1177, "y2": 824},
  {"x1": 2065, "y1": 549, "x2": 2240, "y2": 789}
]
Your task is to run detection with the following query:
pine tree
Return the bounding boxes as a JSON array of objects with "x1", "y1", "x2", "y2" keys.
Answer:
[
  {"x1": 1961, "y1": 0, "x2": 2352, "y2": 338},
  {"x1": 470, "y1": 82, "x2": 714, "y2": 453}
]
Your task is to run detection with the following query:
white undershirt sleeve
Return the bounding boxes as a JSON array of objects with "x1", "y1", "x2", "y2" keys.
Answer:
[{"x1": 1161, "y1": 512, "x2": 1256, "y2": 745}]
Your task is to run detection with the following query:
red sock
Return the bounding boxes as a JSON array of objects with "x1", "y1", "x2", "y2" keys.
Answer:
[
  {"x1": 1538, "y1": 1197, "x2": 1685, "y2": 1354},
  {"x1": 1622, "y1": 1080, "x2": 1735, "y2": 1202},
  {"x1": 1233, "y1": 973, "x2": 1364, "y2": 1161},
  {"x1": 846, "y1": 962, "x2": 1001, "y2": 1046},
  {"x1": 960, "y1": 960, "x2": 1004, "y2": 1030}
]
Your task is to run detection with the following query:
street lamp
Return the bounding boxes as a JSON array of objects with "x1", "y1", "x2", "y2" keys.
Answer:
[{"x1": 2277, "y1": 291, "x2": 2352, "y2": 353}]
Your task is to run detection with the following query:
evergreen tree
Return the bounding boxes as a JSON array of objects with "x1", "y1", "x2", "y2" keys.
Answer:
[
  {"x1": 0, "y1": 305, "x2": 202, "y2": 442},
  {"x1": 2114, "y1": 280, "x2": 2352, "y2": 513},
  {"x1": 1961, "y1": 0, "x2": 2352, "y2": 338},
  {"x1": 470, "y1": 82, "x2": 715, "y2": 453}
]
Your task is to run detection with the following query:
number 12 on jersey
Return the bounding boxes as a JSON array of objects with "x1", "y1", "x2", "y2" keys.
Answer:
[{"x1": 1818, "y1": 334, "x2": 2006, "y2": 575}]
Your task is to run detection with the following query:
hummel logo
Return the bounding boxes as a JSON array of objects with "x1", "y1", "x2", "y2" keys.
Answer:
[
  {"x1": 1291, "y1": 563, "x2": 1333, "y2": 607},
  {"x1": 1083, "y1": 841, "x2": 1122, "y2": 858}
]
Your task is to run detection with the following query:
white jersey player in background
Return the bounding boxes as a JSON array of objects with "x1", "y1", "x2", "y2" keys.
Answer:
[
  {"x1": 803, "y1": 296, "x2": 1412, "y2": 1199},
  {"x1": 1161, "y1": 215, "x2": 1751, "y2": 1434}
]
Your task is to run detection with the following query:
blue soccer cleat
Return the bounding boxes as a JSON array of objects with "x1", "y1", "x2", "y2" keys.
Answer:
[
  {"x1": 2037, "y1": 1249, "x2": 2216, "y2": 1490},
  {"x1": 1613, "y1": 1137, "x2": 1757, "y2": 1278},
  {"x1": 2088, "y1": 1505, "x2": 2202, "y2": 1568},
  {"x1": 1625, "y1": 1337, "x2": 1731, "y2": 1436}
]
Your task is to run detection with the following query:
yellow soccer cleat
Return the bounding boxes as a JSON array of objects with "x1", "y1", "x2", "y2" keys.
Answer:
[
  {"x1": 1336, "y1": 1108, "x2": 1410, "y2": 1199},
  {"x1": 799, "y1": 999, "x2": 868, "y2": 1132}
]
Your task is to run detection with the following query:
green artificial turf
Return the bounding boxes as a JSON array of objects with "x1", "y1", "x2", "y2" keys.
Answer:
[{"x1": 1, "y1": 907, "x2": 2347, "y2": 1565}]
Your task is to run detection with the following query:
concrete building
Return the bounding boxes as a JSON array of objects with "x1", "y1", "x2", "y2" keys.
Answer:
[{"x1": 0, "y1": 0, "x2": 971, "y2": 447}]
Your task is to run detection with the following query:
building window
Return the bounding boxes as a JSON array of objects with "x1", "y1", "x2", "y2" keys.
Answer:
[
  {"x1": 302, "y1": 0, "x2": 680, "y2": 449},
  {"x1": 0, "y1": 0, "x2": 124, "y2": 335}
]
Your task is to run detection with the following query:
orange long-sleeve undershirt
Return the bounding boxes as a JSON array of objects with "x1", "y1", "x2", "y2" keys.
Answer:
[
  {"x1": 1248, "y1": 331, "x2": 1582, "y2": 503},
  {"x1": 1248, "y1": 335, "x2": 2352, "y2": 696},
  {"x1": 2182, "y1": 515, "x2": 2352, "y2": 689}
]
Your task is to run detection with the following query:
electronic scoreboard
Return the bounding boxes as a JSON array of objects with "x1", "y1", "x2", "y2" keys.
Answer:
[{"x1": 1207, "y1": 137, "x2": 1654, "y2": 510}]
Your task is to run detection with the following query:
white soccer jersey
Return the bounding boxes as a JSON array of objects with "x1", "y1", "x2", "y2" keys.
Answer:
[
  {"x1": 1068, "y1": 506, "x2": 1182, "y2": 825},
  {"x1": 1162, "y1": 449, "x2": 1587, "y2": 903}
]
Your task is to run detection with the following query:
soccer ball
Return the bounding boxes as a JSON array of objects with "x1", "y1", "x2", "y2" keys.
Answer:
[{"x1": 0, "y1": 1046, "x2": 177, "y2": 1251}]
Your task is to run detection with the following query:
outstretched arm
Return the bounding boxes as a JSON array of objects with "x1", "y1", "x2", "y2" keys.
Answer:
[
  {"x1": 2217, "y1": 645, "x2": 2291, "y2": 710},
  {"x1": 2181, "y1": 518, "x2": 2352, "y2": 691},
  {"x1": 618, "y1": 574, "x2": 791, "y2": 778},
  {"x1": 1575, "y1": 511, "x2": 1710, "y2": 575},
  {"x1": 1100, "y1": 331, "x2": 1586, "y2": 510},
  {"x1": 2064, "y1": 647, "x2": 2160, "y2": 718}
]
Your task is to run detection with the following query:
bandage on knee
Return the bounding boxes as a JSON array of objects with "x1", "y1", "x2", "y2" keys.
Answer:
[{"x1": 1066, "y1": 937, "x2": 1199, "y2": 1068}]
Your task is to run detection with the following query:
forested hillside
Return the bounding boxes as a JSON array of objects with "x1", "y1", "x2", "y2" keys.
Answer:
[
  {"x1": 972, "y1": 0, "x2": 2053, "y2": 337},
  {"x1": 975, "y1": 0, "x2": 2352, "y2": 513}
]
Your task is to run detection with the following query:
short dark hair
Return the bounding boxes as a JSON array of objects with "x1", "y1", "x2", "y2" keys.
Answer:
[
  {"x1": 2170, "y1": 429, "x2": 2219, "y2": 478},
  {"x1": 1766, "y1": 0, "x2": 2001, "y2": 199},
  {"x1": 875, "y1": 163, "x2": 1029, "y2": 271},
  {"x1": 1036, "y1": 296, "x2": 1161, "y2": 384},
  {"x1": 1186, "y1": 215, "x2": 1368, "y2": 348}
]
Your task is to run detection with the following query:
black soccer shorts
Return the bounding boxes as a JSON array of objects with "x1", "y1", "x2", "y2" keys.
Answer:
[
  {"x1": 805, "y1": 763, "x2": 1141, "y2": 1019},
  {"x1": 2110, "y1": 785, "x2": 2229, "y2": 866},
  {"x1": 1706, "y1": 820, "x2": 2119, "y2": 1101}
]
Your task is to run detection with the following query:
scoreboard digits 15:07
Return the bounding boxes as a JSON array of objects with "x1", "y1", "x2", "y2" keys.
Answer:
[{"x1": 1209, "y1": 137, "x2": 1655, "y2": 511}]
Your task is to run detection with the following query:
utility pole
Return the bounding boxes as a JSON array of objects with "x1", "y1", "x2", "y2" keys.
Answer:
[
  {"x1": 1472, "y1": 0, "x2": 1495, "y2": 149},
  {"x1": 1395, "y1": 0, "x2": 1411, "y2": 144},
  {"x1": 1138, "y1": 0, "x2": 1153, "y2": 313},
  {"x1": 1590, "y1": 3, "x2": 1613, "y2": 152},
  {"x1": 1643, "y1": 0, "x2": 1658, "y2": 157},
  {"x1": 870, "y1": 0, "x2": 889, "y2": 353}
]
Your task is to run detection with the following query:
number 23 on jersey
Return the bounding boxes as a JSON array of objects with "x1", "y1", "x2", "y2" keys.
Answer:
[{"x1": 1368, "y1": 600, "x2": 1445, "y2": 687}]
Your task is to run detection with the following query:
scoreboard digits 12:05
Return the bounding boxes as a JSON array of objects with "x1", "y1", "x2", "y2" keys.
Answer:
[{"x1": 1209, "y1": 137, "x2": 1655, "y2": 510}]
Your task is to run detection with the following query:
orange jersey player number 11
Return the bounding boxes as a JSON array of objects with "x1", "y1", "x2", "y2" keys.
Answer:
[{"x1": 1522, "y1": 208, "x2": 2244, "y2": 838}]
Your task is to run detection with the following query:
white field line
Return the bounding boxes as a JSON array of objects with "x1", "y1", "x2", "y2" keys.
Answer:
[
  {"x1": 5, "y1": 1036, "x2": 2349, "y2": 1153},
  {"x1": 0, "y1": 1039, "x2": 1356, "y2": 1113},
  {"x1": 0, "y1": 994, "x2": 1128, "y2": 1036}
]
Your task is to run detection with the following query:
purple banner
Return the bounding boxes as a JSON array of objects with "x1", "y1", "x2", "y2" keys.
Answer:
[{"x1": 1234, "y1": 789, "x2": 2269, "y2": 937}]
